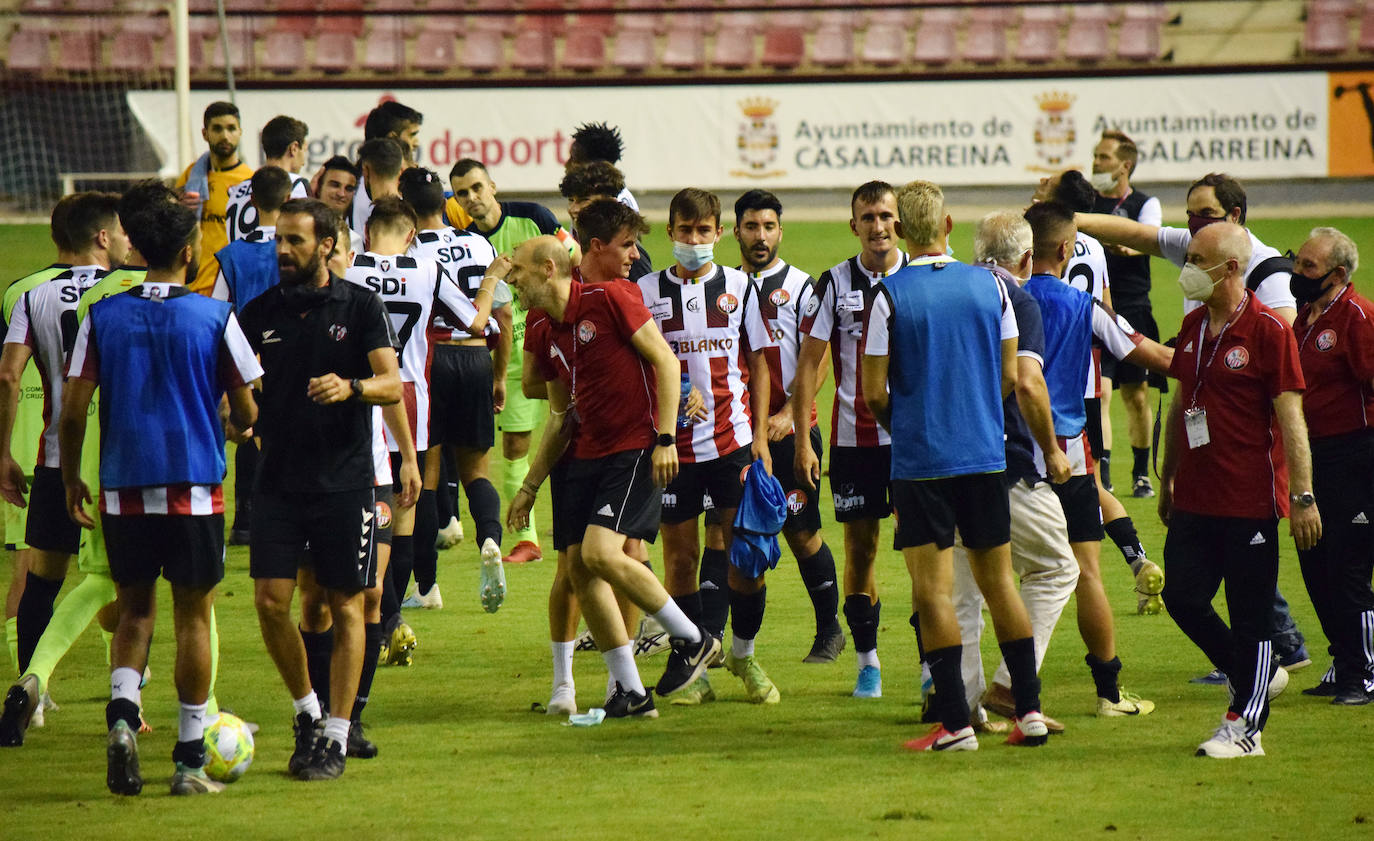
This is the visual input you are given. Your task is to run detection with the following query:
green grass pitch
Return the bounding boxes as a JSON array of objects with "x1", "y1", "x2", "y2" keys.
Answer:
[{"x1": 0, "y1": 212, "x2": 1372, "y2": 840}]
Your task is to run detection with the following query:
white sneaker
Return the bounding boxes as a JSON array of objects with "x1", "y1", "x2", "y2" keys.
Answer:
[
  {"x1": 1196, "y1": 713, "x2": 1264, "y2": 758},
  {"x1": 1268, "y1": 663, "x2": 1290, "y2": 700},
  {"x1": 547, "y1": 683, "x2": 577, "y2": 716},
  {"x1": 479, "y1": 538, "x2": 505, "y2": 613},
  {"x1": 402, "y1": 583, "x2": 444, "y2": 610},
  {"x1": 31, "y1": 692, "x2": 56, "y2": 729},
  {"x1": 633, "y1": 618, "x2": 671, "y2": 658},
  {"x1": 436, "y1": 515, "x2": 464, "y2": 550}
]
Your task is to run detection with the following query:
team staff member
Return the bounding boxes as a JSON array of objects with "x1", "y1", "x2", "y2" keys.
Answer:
[
  {"x1": 1289, "y1": 228, "x2": 1374, "y2": 705},
  {"x1": 1158, "y1": 222, "x2": 1319, "y2": 758},
  {"x1": 175, "y1": 101, "x2": 253, "y2": 296},
  {"x1": 58, "y1": 201, "x2": 260, "y2": 796},
  {"x1": 861, "y1": 180, "x2": 1047, "y2": 752},
  {"x1": 793, "y1": 181, "x2": 908, "y2": 698},
  {"x1": 240, "y1": 198, "x2": 402, "y2": 782}
]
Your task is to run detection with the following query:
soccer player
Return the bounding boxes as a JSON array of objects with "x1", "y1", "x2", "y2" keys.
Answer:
[
  {"x1": 860, "y1": 180, "x2": 1046, "y2": 751},
  {"x1": 566, "y1": 122, "x2": 639, "y2": 211},
  {"x1": 733, "y1": 189, "x2": 845, "y2": 663},
  {"x1": 0, "y1": 193, "x2": 128, "y2": 686},
  {"x1": 558, "y1": 161, "x2": 652, "y2": 280},
  {"x1": 400, "y1": 167, "x2": 504, "y2": 610},
  {"x1": 224, "y1": 115, "x2": 310, "y2": 244},
  {"x1": 316, "y1": 156, "x2": 359, "y2": 216},
  {"x1": 240, "y1": 198, "x2": 402, "y2": 781},
  {"x1": 452, "y1": 158, "x2": 578, "y2": 566},
  {"x1": 792, "y1": 181, "x2": 908, "y2": 697},
  {"x1": 506, "y1": 235, "x2": 718, "y2": 715},
  {"x1": 349, "y1": 137, "x2": 405, "y2": 235},
  {"x1": 174, "y1": 101, "x2": 253, "y2": 296},
  {"x1": 637, "y1": 188, "x2": 778, "y2": 705},
  {"x1": 60, "y1": 199, "x2": 260, "y2": 795},
  {"x1": 351, "y1": 101, "x2": 423, "y2": 232}
]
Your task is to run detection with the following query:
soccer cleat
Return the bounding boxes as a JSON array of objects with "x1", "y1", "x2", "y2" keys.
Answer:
[
  {"x1": 547, "y1": 683, "x2": 578, "y2": 716},
  {"x1": 502, "y1": 539, "x2": 543, "y2": 565},
  {"x1": 435, "y1": 515, "x2": 464, "y2": 550},
  {"x1": 402, "y1": 583, "x2": 443, "y2": 610},
  {"x1": 802, "y1": 626, "x2": 847, "y2": 664},
  {"x1": 299, "y1": 736, "x2": 347, "y2": 781},
  {"x1": 668, "y1": 675, "x2": 716, "y2": 706},
  {"x1": 633, "y1": 628, "x2": 670, "y2": 659},
  {"x1": 853, "y1": 665, "x2": 882, "y2": 698},
  {"x1": 347, "y1": 720, "x2": 378, "y2": 758},
  {"x1": 1006, "y1": 711, "x2": 1049, "y2": 747},
  {"x1": 903, "y1": 724, "x2": 978, "y2": 752},
  {"x1": 1196, "y1": 712, "x2": 1264, "y2": 758},
  {"x1": 603, "y1": 683, "x2": 659, "y2": 718},
  {"x1": 479, "y1": 538, "x2": 506, "y2": 613},
  {"x1": 724, "y1": 652, "x2": 781, "y2": 704},
  {"x1": 655, "y1": 626, "x2": 721, "y2": 696},
  {"x1": 1097, "y1": 690, "x2": 1156, "y2": 717},
  {"x1": 1190, "y1": 668, "x2": 1228, "y2": 685},
  {"x1": 106, "y1": 719, "x2": 143, "y2": 795},
  {"x1": 1132, "y1": 475, "x2": 1155, "y2": 498},
  {"x1": 169, "y1": 762, "x2": 225, "y2": 795},
  {"x1": 385, "y1": 622, "x2": 418, "y2": 667},
  {"x1": 1134, "y1": 559, "x2": 1165, "y2": 615},
  {"x1": 288, "y1": 712, "x2": 319, "y2": 777},
  {"x1": 0, "y1": 674, "x2": 39, "y2": 747},
  {"x1": 1278, "y1": 646, "x2": 1311, "y2": 671},
  {"x1": 981, "y1": 683, "x2": 1064, "y2": 732},
  {"x1": 377, "y1": 637, "x2": 390, "y2": 665}
]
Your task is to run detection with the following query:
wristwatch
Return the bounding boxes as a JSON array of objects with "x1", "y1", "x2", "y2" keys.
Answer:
[
  {"x1": 656, "y1": 432, "x2": 675, "y2": 448},
  {"x1": 1290, "y1": 491, "x2": 1316, "y2": 508},
  {"x1": 350, "y1": 378, "x2": 364, "y2": 400}
]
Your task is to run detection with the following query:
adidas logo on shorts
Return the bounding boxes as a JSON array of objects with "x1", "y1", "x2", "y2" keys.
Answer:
[
  {"x1": 1353, "y1": 512, "x2": 1369, "y2": 525},
  {"x1": 596, "y1": 504, "x2": 615, "y2": 517},
  {"x1": 1249, "y1": 532, "x2": 1266, "y2": 546}
]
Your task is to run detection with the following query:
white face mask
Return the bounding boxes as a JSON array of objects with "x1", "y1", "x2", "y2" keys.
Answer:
[
  {"x1": 1177, "y1": 261, "x2": 1226, "y2": 301},
  {"x1": 673, "y1": 241, "x2": 715, "y2": 272},
  {"x1": 1090, "y1": 170, "x2": 1117, "y2": 193}
]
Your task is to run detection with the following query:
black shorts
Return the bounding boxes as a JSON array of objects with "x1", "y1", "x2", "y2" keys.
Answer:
[
  {"x1": 250, "y1": 488, "x2": 379, "y2": 593},
  {"x1": 892, "y1": 472, "x2": 1010, "y2": 551},
  {"x1": 103, "y1": 513, "x2": 225, "y2": 589},
  {"x1": 661, "y1": 447, "x2": 752, "y2": 525},
  {"x1": 556, "y1": 449, "x2": 662, "y2": 548},
  {"x1": 373, "y1": 485, "x2": 395, "y2": 547},
  {"x1": 25, "y1": 466, "x2": 80, "y2": 555},
  {"x1": 771, "y1": 427, "x2": 823, "y2": 534},
  {"x1": 429, "y1": 344, "x2": 494, "y2": 450},
  {"x1": 549, "y1": 461, "x2": 574, "y2": 551},
  {"x1": 1051, "y1": 474, "x2": 1105, "y2": 543},
  {"x1": 1107, "y1": 305, "x2": 1168, "y2": 391},
  {"x1": 829, "y1": 445, "x2": 892, "y2": 523},
  {"x1": 1083, "y1": 397, "x2": 1104, "y2": 459}
]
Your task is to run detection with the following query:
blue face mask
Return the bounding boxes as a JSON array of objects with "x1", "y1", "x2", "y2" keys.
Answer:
[{"x1": 673, "y1": 241, "x2": 715, "y2": 272}]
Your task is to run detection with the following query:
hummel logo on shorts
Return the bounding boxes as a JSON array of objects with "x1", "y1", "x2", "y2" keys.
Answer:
[
  {"x1": 1249, "y1": 532, "x2": 1266, "y2": 546},
  {"x1": 596, "y1": 504, "x2": 614, "y2": 517}
]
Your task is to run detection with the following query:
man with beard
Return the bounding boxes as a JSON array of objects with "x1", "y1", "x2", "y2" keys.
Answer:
[
  {"x1": 175, "y1": 102, "x2": 253, "y2": 296},
  {"x1": 239, "y1": 198, "x2": 402, "y2": 781}
]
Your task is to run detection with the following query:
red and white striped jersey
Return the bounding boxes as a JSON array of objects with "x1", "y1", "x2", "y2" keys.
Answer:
[
  {"x1": 801, "y1": 251, "x2": 907, "y2": 448},
  {"x1": 409, "y1": 227, "x2": 500, "y2": 342},
  {"x1": 344, "y1": 252, "x2": 477, "y2": 451},
  {"x1": 1063, "y1": 232, "x2": 1110, "y2": 398},
  {"x1": 4, "y1": 264, "x2": 106, "y2": 468},
  {"x1": 101, "y1": 484, "x2": 226, "y2": 516},
  {"x1": 637, "y1": 265, "x2": 774, "y2": 463},
  {"x1": 745, "y1": 260, "x2": 819, "y2": 425}
]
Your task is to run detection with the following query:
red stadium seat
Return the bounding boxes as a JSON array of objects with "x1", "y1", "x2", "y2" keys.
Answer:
[
  {"x1": 761, "y1": 26, "x2": 805, "y2": 69},
  {"x1": 157, "y1": 30, "x2": 204, "y2": 70},
  {"x1": 962, "y1": 10, "x2": 1007, "y2": 65},
  {"x1": 6, "y1": 28, "x2": 51, "y2": 73},
  {"x1": 1064, "y1": 4, "x2": 1111, "y2": 62},
  {"x1": 1015, "y1": 6, "x2": 1061, "y2": 63},
  {"x1": 317, "y1": 0, "x2": 365, "y2": 35},
  {"x1": 864, "y1": 8, "x2": 917, "y2": 31},
  {"x1": 19, "y1": 0, "x2": 63, "y2": 13},
  {"x1": 416, "y1": 30, "x2": 458, "y2": 72},
  {"x1": 510, "y1": 28, "x2": 555, "y2": 71},
  {"x1": 661, "y1": 26, "x2": 706, "y2": 69},
  {"x1": 522, "y1": 0, "x2": 566, "y2": 33},
  {"x1": 864, "y1": 26, "x2": 910, "y2": 66},
  {"x1": 110, "y1": 30, "x2": 156, "y2": 71},
  {"x1": 314, "y1": 30, "x2": 357, "y2": 73},
  {"x1": 1303, "y1": 4, "x2": 1351, "y2": 55},
  {"x1": 458, "y1": 29, "x2": 501, "y2": 72},
  {"x1": 272, "y1": 0, "x2": 317, "y2": 34},
  {"x1": 1116, "y1": 3, "x2": 1165, "y2": 60},
  {"x1": 561, "y1": 26, "x2": 606, "y2": 71},
  {"x1": 119, "y1": 15, "x2": 171, "y2": 38},
  {"x1": 712, "y1": 23, "x2": 757, "y2": 69},
  {"x1": 912, "y1": 9, "x2": 958, "y2": 65},
  {"x1": 618, "y1": 0, "x2": 668, "y2": 34},
  {"x1": 209, "y1": 25, "x2": 253, "y2": 70},
  {"x1": 611, "y1": 28, "x2": 656, "y2": 71},
  {"x1": 57, "y1": 29, "x2": 101, "y2": 71},
  {"x1": 260, "y1": 30, "x2": 306, "y2": 73},
  {"x1": 1360, "y1": 3, "x2": 1374, "y2": 52},
  {"x1": 811, "y1": 20, "x2": 855, "y2": 68},
  {"x1": 361, "y1": 19, "x2": 404, "y2": 72}
]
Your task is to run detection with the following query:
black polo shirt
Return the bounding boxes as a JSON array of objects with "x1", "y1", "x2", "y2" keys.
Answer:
[{"x1": 239, "y1": 275, "x2": 396, "y2": 493}]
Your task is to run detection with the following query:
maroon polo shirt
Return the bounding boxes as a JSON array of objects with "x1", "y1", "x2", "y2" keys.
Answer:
[{"x1": 1296, "y1": 284, "x2": 1374, "y2": 440}]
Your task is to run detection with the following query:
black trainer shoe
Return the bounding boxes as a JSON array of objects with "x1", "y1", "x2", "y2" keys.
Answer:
[
  {"x1": 0, "y1": 674, "x2": 39, "y2": 747},
  {"x1": 106, "y1": 719, "x2": 143, "y2": 796},
  {"x1": 347, "y1": 720, "x2": 378, "y2": 758},
  {"x1": 802, "y1": 626, "x2": 847, "y2": 664},
  {"x1": 288, "y1": 712, "x2": 319, "y2": 777},
  {"x1": 1331, "y1": 682, "x2": 1373, "y2": 706},
  {"x1": 603, "y1": 682, "x2": 659, "y2": 719},
  {"x1": 655, "y1": 626, "x2": 722, "y2": 696},
  {"x1": 1302, "y1": 680, "x2": 1338, "y2": 697},
  {"x1": 299, "y1": 736, "x2": 346, "y2": 781},
  {"x1": 1132, "y1": 475, "x2": 1155, "y2": 498}
]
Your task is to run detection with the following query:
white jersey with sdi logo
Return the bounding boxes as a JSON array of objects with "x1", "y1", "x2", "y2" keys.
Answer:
[
  {"x1": 224, "y1": 173, "x2": 309, "y2": 244},
  {"x1": 745, "y1": 260, "x2": 818, "y2": 423},
  {"x1": 344, "y1": 252, "x2": 477, "y2": 451},
  {"x1": 637, "y1": 264, "x2": 774, "y2": 464},
  {"x1": 1063, "y1": 231, "x2": 1110, "y2": 398},
  {"x1": 408, "y1": 226, "x2": 500, "y2": 341}
]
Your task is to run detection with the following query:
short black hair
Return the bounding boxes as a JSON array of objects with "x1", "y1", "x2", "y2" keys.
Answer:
[
  {"x1": 570, "y1": 122, "x2": 625, "y2": 165},
  {"x1": 1189, "y1": 173, "x2": 1248, "y2": 225},
  {"x1": 125, "y1": 201, "x2": 198, "y2": 271},
  {"x1": 559, "y1": 161, "x2": 625, "y2": 201},
  {"x1": 363, "y1": 100, "x2": 423, "y2": 141},
  {"x1": 357, "y1": 137, "x2": 405, "y2": 180},
  {"x1": 279, "y1": 198, "x2": 340, "y2": 249},
  {"x1": 260, "y1": 115, "x2": 308, "y2": 159},
  {"x1": 203, "y1": 101, "x2": 239, "y2": 127},
  {"x1": 250, "y1": 166, "x2": 293, "y2": 214},
  {"x1": 449, "y1": 158, "x2": 487, "y2": 181},
  {"x1": 366, "y1": 195, "x2": 418, "y2": 236},
  {"x1": 398, "y1": 167, "x2": 446, "y2": 217},
  {"x1": 66, "y1": 192, "x2": 121, "y2": 253},
  {"x1": 322, "y1": 155, "x2": 359, "y2": 179},
  {"x1": 575, "y1": 198, "x2": 648, "y2": 249},
  {"x1": 734, "y1": 189, "x2": 783, "y2": 226},
  {"x1": 117, "y1": 180, "x2": 177, "y2": 232},
  {"x1": 1024, "y1": 200, "x2": 1076, "y2": 260},
  {"x1": 1051, "y1": 170, "x2": 1097, "y2": 214},
  {"x1": 851, "y1": 181, "x2": 895, "y2": 214},
  {"x1": 49, "y1": 193, "x2": 81, "y2": 253}
]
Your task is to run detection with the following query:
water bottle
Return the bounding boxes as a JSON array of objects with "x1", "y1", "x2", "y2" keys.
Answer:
[{"x1": 678, "y1": 373, "x2": 692, "y2": 428}]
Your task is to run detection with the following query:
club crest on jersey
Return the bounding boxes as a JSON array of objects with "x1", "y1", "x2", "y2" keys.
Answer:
[
  {"x1": 374, "y1": 500, "x2": 393, "y2": 528},
  {"x1": 379, "y1": 259, "x2": 391, "y2": 272},
  {"x1": 329, "y1": 323, "x2": 348, "y2": 341},
  {"x1": 786, "y1": 489, "x2": 807, "y2": 514},
  {"x1": 1224, "y1": 346, "x2": 1249, "y2": 370},
  {"x1": 769, "y1": 288, "x2": 790, "y2": 307},
  {"x1": 717, "y1": 293, "x2": 739, "y2": 315},
  {"x1": 577, "y1": 320, "x2": 596, "y2": 344},
  {"x1": 1316, "y1": 329, "x2": 1337, "y2": 352}
]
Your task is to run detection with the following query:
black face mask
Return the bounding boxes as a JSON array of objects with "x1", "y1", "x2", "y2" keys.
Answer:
[{"x1": 1290, "y1": 267, "x2": 1336, "y2": 308}]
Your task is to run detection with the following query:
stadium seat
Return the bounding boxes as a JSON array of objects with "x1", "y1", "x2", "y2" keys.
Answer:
[
  {"x1": 864, "y1": 8, "x2": 917, "y2": 31},
  {"x1": 712, "y1": 23, "x2": 757, "y2": 69},
  {"x1": 260, "y1": 30, "x2": 305, "y2": 73},
  {"x1": 458, "y1": 29, "x2": 501, "y2": 72},
  {"x1": 118, "y1": 15, "x2": 171, "y2": 38},
  {"x1": 57, "y1": 29, "x2": 101, "y2": 71},
  {"x1": 6, "y1": 28, "x2": 51, "y2": 73},
  {"x1": 19, "y1": 0, "x2": 63, "y2": 14},
  {"x1": 1303, "y1": 4, "x2": 1351, "y2": 55},
  {"x1": 1116, "y1": 3, "x2": 1166, "y2": 60},
  {"x1": 611, "y1": 28, "x2": 656, "y2": 71},
  {"x1": 761, "y1": 26, "x2": 805, "y2": 68},
  {"x1": 811, "y1": 20, "x2": 856, "y2": 68},
  {"x1": 110, "y1": 30, "x2": 156, "y2": 71},
  {"x1": 1015, "y1": 6, "x2": 1061, "y2": 63},
  {"x1": 317, "y1": 0, "x2": 365, "y2": 35},
  {"x1": 911, "y1": 9, "x2": 957, "y2": 65},
  {"x1": 415, "y1": 30, "x2": 458, "y2": 72},
  {"x1": 510, "y1": 28, "x2": 555, "y2": 72},
  {"x1": 209, "y1": 25, "x2": 254, "y2": 71},
  {"x1": 1360, "y1": 3, "x2": 1374, "y2": 52},
  {"x1": 67, "y1": 0, "x2": 117, "y2": 11},
  {"x1": 1064, "y1": 4, "x2": 1111, "y2": 62},
  {"x1": 157, "y1": 30, "x2": 204, "y2": 71},
  {"x1": 661, "y1": 26, "x2": 706, "y2": 69},
  {"x1": 618, "y1": 0, "x2": 668, "y2": 33},
  {"x1": 962, "y1": 9, "x2": 1007, "y2": 65},
  {"x1": 314, "y1": 30, "x2": 357, "y2": 73},
  {"x1": 561, "y1": 26, "x2": 606, "y2": 71},
  {"x1": 522, "y1": 0, "x2": 566, "y2": 33},
  {"x1": 864, "y1": 26, "x2": 910, "y2": 66},
  {"x1": 272, "y1": 0, "x2": 318, "y2": 34}
]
